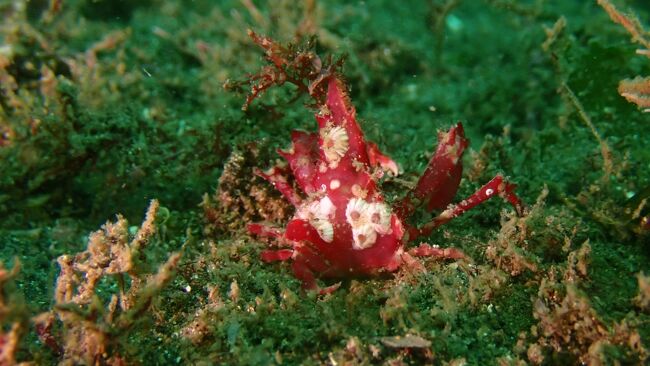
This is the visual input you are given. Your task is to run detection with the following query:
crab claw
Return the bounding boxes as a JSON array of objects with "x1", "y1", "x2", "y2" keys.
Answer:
[
  {"x1": 367, "y1": 142, "x2": 399, "y2": 176},
  {"x1": 254, "y1": 166, "x2": 302, "y2": 206},
  {"x1": 394, "y1": 123, "x2": 468, "y2": 220}
]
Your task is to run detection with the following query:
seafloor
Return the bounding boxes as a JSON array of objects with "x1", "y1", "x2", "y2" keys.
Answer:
[{"x1": 1, "y1": 0, "x2": 649, "y2": 365}]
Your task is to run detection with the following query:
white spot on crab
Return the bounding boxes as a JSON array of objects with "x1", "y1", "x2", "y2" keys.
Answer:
[
  {"x1": 312, "y1": 196, "x2": 335, "y2": 219},
  {"x1": 439, "y1": 205, "x2": 456, "y2": 220},
  {"x1": 485, "y1": 188, "x2": 494, "y2": 196},
  {"x1": 346, "y1": 198, "x2": 371, "y2": 228},
  {"x1": 352, "y1": 224, "x2": 377, "y2": 250},
  {"x1": 279, "y1": 145, "x2": 295, "y2": 155},
  {"x1": 319, "y1": 104, "x2": 331, "y2": 117},
  {"x1": 351, "y1": 159, "x2": 366, "y2": 172},
  {"x1": 346, "y1": 198, "x2": 393, "y2": 249},
  {"x1": 312, "y1": 219, "x2": 334, "y2": 243},
  {"x1": 351, "y1": 184, "x2": 368, "y2": 199},
  {"x1": 345, "y1": 198, "x2": 391, "y2": 232},
  {"x1": 368, "y1": 201, "x2": 392, "y2": 235},
  {"x1": 321, "y1": 126, "x2": 349, "y2": 164},
  {"x1": 329, "y1": 179, "x2": 341, "y2": 190},
  {"x1": 296, "y1": 155, "x2": 309, "y2": 167},
  {"x1": 297, "y1": 196, "x2": 336, "y2": 243}
]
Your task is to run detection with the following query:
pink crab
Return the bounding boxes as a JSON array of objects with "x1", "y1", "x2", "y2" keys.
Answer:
[{"x1": 248, "y1": 76, "x2": 523, "y2": 293}]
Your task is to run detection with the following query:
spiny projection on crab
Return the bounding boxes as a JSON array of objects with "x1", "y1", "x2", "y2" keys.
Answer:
[{"x1": 241, "y1": 31, "x2": 524, "y2": 294}]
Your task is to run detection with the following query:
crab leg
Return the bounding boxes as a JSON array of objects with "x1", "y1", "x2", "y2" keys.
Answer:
[
  {"x1": 408, "y1": 243, "x2": 465, "y2": 260},
  {"x1": 261, "y1": 249, "x2": 294, "y2": 262},
  {"x1": 248, "y1": 224, "x2": 294, "y2": 262},
  {"x1": 248, "y1": 223, "x2": 284, "y2": 239},
  {"x1": 248, "y1": 223, "x2": 295, "y2": 254},
  {"x1": 254, "y1": 165, "x2": 302, "y2": 206},
  {"x1": 292, "y1": 247, "x2": 341, "y2": 295},
  {"x1": 248, "y1": 223, "x2": 294, "y2": 262},
  {"x1": 250, "y1": 220, "x2": 341, "y2": 293},
  {"x1": 410, "y1": 175, "x2": 523, "y2": 240},
  {"x1": 397, "y1": 244, "x2": 465, "y2": 273},
  {"x1": 277, "y1": 130, "x2": 320, "y2": 195}
]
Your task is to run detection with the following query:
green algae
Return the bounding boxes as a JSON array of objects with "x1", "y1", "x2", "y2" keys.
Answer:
[{"x1": 1, "y1": 0, "x2": 649, "y2": 364}]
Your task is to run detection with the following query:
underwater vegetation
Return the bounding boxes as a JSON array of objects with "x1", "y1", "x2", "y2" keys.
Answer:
[
  {"x1": 1, "y1": 0, "x2": 650, "y2": 365},
  {"x1": 598, "y1": 0, "x2": 650, "y2": 112}
]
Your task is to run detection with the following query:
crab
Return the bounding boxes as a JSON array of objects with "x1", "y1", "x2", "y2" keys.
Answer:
[{"x1": 247, "y1": 76, "x2": 523, "y2": 293}]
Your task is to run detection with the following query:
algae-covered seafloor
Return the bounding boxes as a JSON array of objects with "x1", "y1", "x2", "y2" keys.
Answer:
[{"x1": 1, "y1": 0, "x2": 650, "y2": 364}]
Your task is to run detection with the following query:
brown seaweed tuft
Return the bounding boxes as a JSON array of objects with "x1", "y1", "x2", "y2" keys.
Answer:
[
  {"x1": 202, "y1": 144, "x2": 293, "y2": 235},
  {"x1": 37, "y1": 200, "x2": 182, "y2": 365},
  {"x1": 598, "y1": 0, "x2": 650, "y2": 112},
  {"x1": 525, "y1": 242, "x2": 647, "y2": 365},
  {"x1": 0, "y1": 259, "x2": 28, "y2": 366}
]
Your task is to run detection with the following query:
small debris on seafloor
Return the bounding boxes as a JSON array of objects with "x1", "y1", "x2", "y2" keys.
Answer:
[{"x1": 380, "y1": 334, "x2": 432, "y2": 348}]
